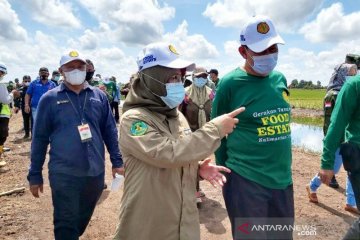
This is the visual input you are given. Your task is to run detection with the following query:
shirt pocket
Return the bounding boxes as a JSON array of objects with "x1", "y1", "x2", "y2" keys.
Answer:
[
  {"x1": 55, "y1": 102, "x2": 79, "y2": 127},
  {"x1": 86, "y1": 98, "x2": 104, "y2": 122}
]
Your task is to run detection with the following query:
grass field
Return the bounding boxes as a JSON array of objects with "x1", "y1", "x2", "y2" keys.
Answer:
[{"x1": 288, "y1": 88, "x2": 325, "y2": 110}]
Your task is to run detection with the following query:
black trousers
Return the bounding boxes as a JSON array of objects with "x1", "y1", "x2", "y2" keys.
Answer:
[
  {"x1": 343, "y1": 172, "x2": 360, "y2": 240},
  {"x1": 0, "y1": 117, "x2": 9, "y2": 145},
  {"x1": 21, "y1": 109, "x2": 31, "y2": 135},
  {"x1": 49, "y1": 172, "x2": 104, "y2": 240},
  {"x1": 223, "y1": 171, "x2": 294, "y2": 240},
  {"x1": 110, "y1": 101, "x2": 119, "y2": 122}
]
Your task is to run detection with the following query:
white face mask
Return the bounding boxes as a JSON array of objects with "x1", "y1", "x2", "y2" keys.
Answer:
[
  {"x1": 64, "y1": 69, "x2": 86, "y2": 85},
  {"x1": 24, "y1": 82, "x2": 30, "y2": 87}
]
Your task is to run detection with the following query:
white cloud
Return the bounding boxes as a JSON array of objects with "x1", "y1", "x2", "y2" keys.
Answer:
[
  {"x1": 163, "y1": 21, "x2": 219, "y2": 60},
  {"x1": 78, "y1": 0, "x2": 175, "y2": 45},
  {"x1": 23, "y1": 0, "x2": 81, "y2": 28},
  {"x1": 224, "y1": 41, "x2": 241, "y2": 58},
  {"x1": 299, "y1": 3, "x2": 360, "y2": 43},
  {"x1": 203, "y1": 0, "x2": 323, "y2": 32},
  {"x1": 277, "y1": 39, "x2": 360, "y2": 86},
  {"x1": 0, "y1": 0, "x2": 27, "y2": 41},
  {"x1": 68, "y1": 29, "x2": 98, "y2": 50}
]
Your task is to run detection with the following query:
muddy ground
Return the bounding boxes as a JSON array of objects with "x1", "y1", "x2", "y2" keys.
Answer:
[{"x1": 0, "y1": 109, "x2": 357, "y2": 240}]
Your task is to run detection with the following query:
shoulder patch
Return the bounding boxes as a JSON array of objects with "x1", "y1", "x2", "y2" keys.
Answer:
[{"x1": 130, "y1": 121, "x2": 148, "y2": 136}]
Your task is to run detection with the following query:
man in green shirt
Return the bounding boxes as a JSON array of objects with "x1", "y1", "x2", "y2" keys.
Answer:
[
  {"x1": 212, "y1": 16, "x2": 293, "y2": 239},
  {"x1": 320, "y1": 76, "x2": 360, "y2": 239}
]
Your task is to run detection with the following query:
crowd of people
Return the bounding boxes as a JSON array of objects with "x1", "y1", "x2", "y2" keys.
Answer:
[{"x1": 0, "y1": 14, "x2": 360, "y2": 240}]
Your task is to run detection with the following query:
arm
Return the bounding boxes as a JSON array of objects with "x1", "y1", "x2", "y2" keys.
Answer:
[
  {"x1": 321, "y1": 79, "x2": 359, "y2": 169},
  {"x1": 0, "y1": 84, "x2": 13, "y2": 104},
  {"x1": 119, "y1": 114, "x2": 223, "y2": 169},
  {"x1": 27, "y1": 94, "x2": 52, "y2": 185}
]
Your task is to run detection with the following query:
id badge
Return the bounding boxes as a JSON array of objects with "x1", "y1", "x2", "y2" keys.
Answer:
[{"x1": 78, "y1": 124, "x2": 92, "y2": 142}]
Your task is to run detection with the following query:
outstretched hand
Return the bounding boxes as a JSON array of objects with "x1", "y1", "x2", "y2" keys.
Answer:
[{"x1": 199, "y1": 158, "x2": 231, "y2": 187}]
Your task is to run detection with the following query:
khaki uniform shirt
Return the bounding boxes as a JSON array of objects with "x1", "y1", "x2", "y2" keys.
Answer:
[{"x1": 113, "y1": 107, "x2": 222, "y2": 240}]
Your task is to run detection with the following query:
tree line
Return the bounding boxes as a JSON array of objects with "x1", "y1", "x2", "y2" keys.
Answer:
[{"x1": 288, "y1": 79, "x2": 325, "y2": 89}]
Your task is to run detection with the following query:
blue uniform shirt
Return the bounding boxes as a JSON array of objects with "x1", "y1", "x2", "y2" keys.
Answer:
[
  {"x1": 28, "y1": 83, "x2": 123, "y2": 185},
  {"x1": 26, "y1": 79, "x2": 56, "y2": 108}
]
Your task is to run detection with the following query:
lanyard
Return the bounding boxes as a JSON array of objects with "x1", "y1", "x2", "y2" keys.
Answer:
[{"x1": 65, "y1": 91, "x2": 88, "y2": 124}]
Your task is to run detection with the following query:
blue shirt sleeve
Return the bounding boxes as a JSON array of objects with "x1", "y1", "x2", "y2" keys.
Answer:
[
  {"x1": 27, "y1": 93, "x2": 52, "y2": 185},
  {"x1": 100, "y1": 93, "x2": 123, "y2": 168},
  {"x1": 26, "y1": 81, "x2": 34, "y2": 96}
]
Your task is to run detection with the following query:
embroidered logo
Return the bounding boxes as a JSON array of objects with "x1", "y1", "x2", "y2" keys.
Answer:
[
  {"x1": 69, "y1": 51, "x2": 79, "y2": 57},
  {"x1": 257, "y1": 22, "x2": 270, "y2": 34},
  {"x1": 169, "y1": 45, "x2": 179, "y2": 55},
  {"x1": 130, "y1": 121, "x2": 148, "y2": 136}
]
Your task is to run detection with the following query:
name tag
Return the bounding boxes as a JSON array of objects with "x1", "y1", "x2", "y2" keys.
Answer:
[{"x1": 78, "y1": 124, "x2": 92, "y2": 142}]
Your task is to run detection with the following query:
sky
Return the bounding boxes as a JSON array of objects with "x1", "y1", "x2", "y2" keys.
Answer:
[{"x1": 1, "y1": 0, "x2": 360, "y2": 85}]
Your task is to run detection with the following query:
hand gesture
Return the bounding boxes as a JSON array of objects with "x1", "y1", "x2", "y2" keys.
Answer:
[
  {"x1": 211, "y1": 107, "x2": 245, "y2": 136},
  {"x1": 199, "y1": 158, "x2": 231, "y2": 187}
]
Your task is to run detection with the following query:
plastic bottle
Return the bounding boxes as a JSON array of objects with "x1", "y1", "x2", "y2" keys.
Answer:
[{"x1": 111, "y1": 173, "x2": 124, "y2": 191}]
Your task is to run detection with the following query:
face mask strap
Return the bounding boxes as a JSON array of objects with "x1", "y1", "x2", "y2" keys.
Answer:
[{"x1": 139, "y1": 72, "x2": 164, "y2": 98}]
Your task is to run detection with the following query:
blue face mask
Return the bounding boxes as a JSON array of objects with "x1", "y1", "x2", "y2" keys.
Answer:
[
  {"x1": 193, "y1": 77, "x2": 207, "y2": 88},
  {"x1": 248, "y1": 52, "x2": 278, "y2": 75},
  {"x1": 140, "y1": 72, "x2": 185, "y2": 109},
  {"x1": 160, "y1": 82, "x2": 185, "y2": 109}
]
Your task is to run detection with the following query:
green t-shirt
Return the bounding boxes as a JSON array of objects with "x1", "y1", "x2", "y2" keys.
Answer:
[
  {"x1": 211, "y1": 68, "x2": 292, "y2": 189},
  {"x1": 98, "y1": 80, "x2": 117, "y2": 102},
  {"x1": 322, "y1": 76, "x2": 360, "y2": 169}
]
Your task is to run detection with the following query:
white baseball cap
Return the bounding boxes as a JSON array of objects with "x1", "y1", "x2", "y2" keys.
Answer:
[
  {"x1": 0, "y1": 63, "x2": 7, "y2": 74},
  {"x1": 240, "y1": 16, "x2": 285, "y2": 53},
  {"x1": 137, "y1": 42, "x2": 195, "y2": 71},
  {"x1": 60, "y1": 50, "x2": 86, "y2": 67}
]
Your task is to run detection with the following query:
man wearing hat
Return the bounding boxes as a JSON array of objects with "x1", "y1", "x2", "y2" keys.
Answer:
[
  {"x1": 25, "y1": 67, "x2": 56, "y2": 125},
  {"x1": 27, "y1": 50, "x2": 124, "y2": 239},
  {"x1": 50, "y1": 70, "x2": 61, "y2": 86},
  {"x1": 207, "y1": 69, "x2": 219, "y2": 91},
  {"x1": 212, "y1": 16, "x2": 293, "y2": 239}
]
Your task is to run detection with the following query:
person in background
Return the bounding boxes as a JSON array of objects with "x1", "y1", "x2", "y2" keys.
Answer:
[
  {"x1": 27, "y1": 50, "x2": 123, "y2": 239},
  {"x1": 319, "y1": 72, "x2": 360, "y2": 239},
  {"x1": 212, "y1": 16, "x2": 293, "y2": 239},
  {"x1": 99, "y1": 76, "x2": 117, "y2": 105},
  {"x1": 25, "y1": 67, "x2": 56, "y2": 126},
  {"x1": 85, "y1": 59, "x2": 96, "y2": 85},
  {"x1": 14, "y1": 75, "x2": 32, "y2": 139},
  {"x1": 50, "y1": 70, "x2": 61, "y2": 86},
  {"x1": 306, "y1": 63, "x2": 358, "y2": 214},
  {"x1": 120, "y1": 74, "x2": 135, "y2": 99},
  {"x1": 0, "y1": 63, "x2": 20, "y2": 173},
  {"x1": 113, "y1": 42, "x2": 244, "y2": 240},
  {"x1": 207, "y1": 69, "x2": 220, "y2": 90},
  {"x1": 110, "y1": 76, "x2": 120, "y2": 123},
  {"x1": 15, "y1": 78, "x2": 21, "y2": 89},
  {"x1": 179, "y1": 66, "x2": 215, "y2": 206}
]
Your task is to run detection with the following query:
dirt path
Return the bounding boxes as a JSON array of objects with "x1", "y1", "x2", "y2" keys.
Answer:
[{"x1": 0, "y1": 113, "x2": 357, "y2": 240}]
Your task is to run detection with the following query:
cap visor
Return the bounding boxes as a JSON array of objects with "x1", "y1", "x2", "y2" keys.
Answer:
[
  {"x1": 248, "y1": 35, "x2": 285, "y2": 53},
  {"x1": 62, "y1": 58, "x2": 86, "y2": 66},
  {"x1": 161, "y1": 59, "x2": 195, "y2": 71}
]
